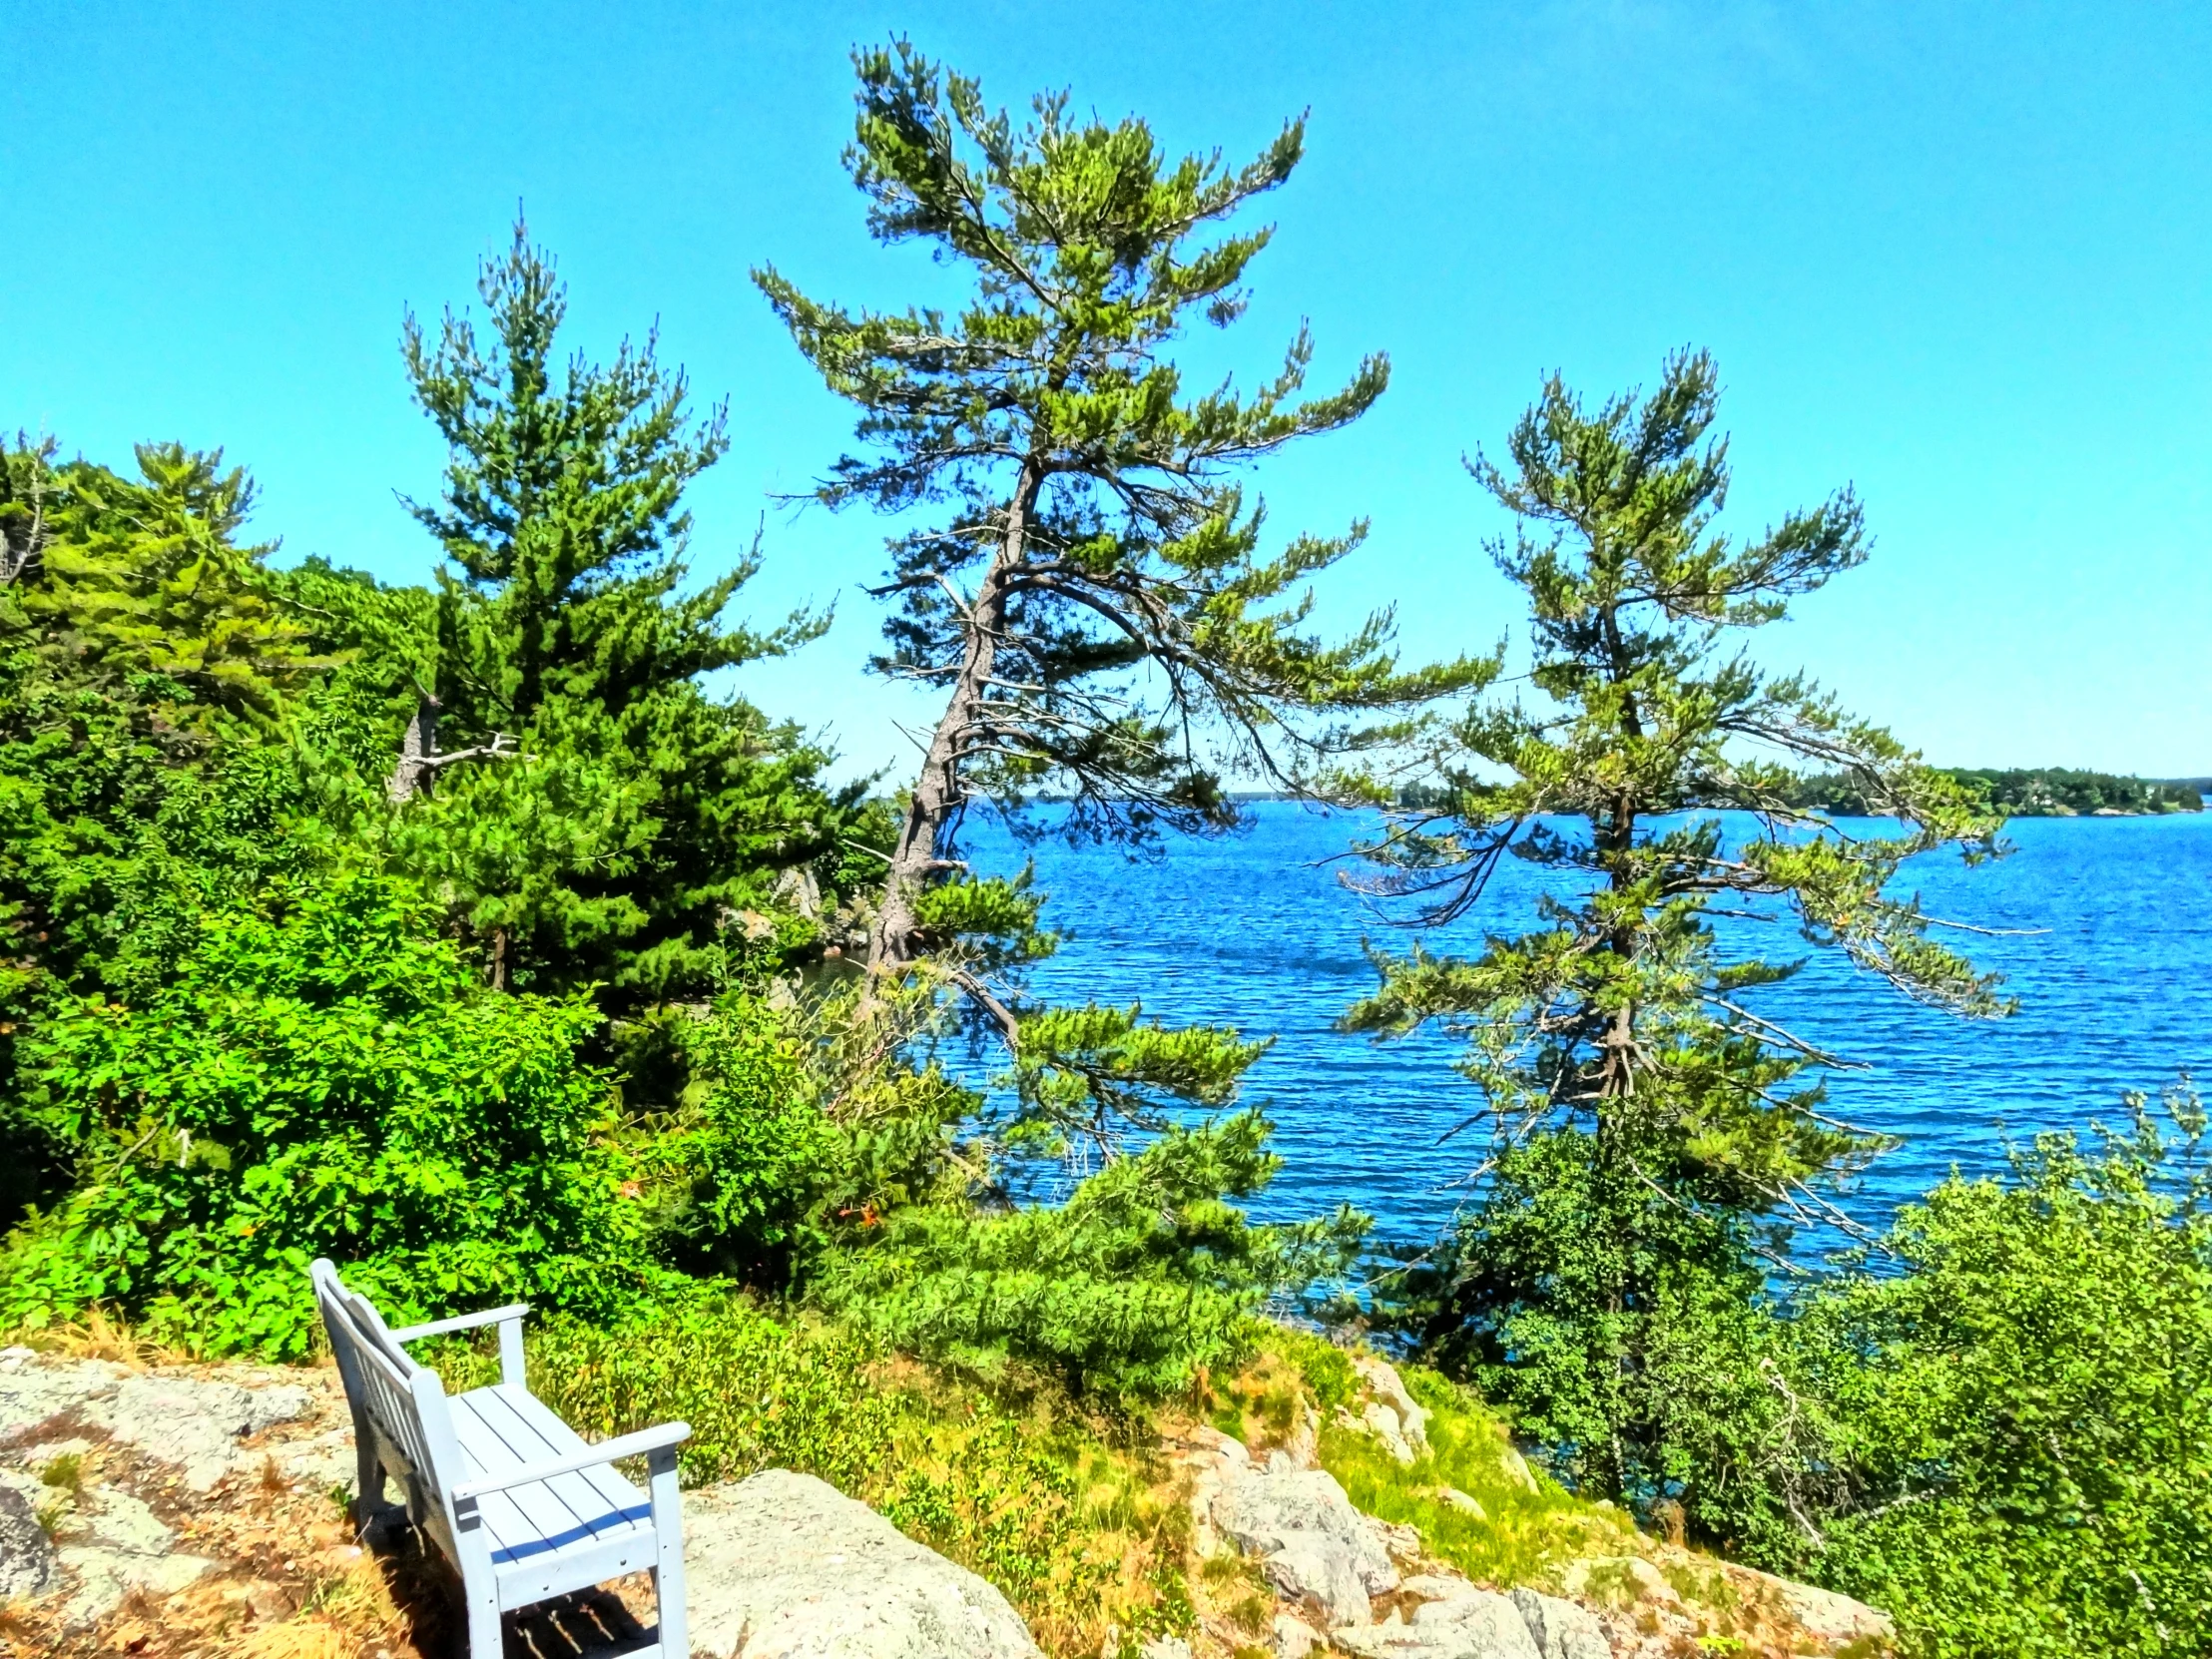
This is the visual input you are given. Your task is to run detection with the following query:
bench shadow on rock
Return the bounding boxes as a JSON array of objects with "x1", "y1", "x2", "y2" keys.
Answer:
[{"x1": 361, "y1": 1508, "x2": 658, "y2": 1659}]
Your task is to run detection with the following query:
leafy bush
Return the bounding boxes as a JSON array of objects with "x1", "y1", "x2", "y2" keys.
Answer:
[
  {"x1": 1796, "y1": 1091, "x2": 2212, "y2": 1657},
  {"x1": 433, "y1": 1297, "x2": 900, "y2": 1491},
  {"x1": 813, "y1": 1110, "x2": 1368, "y2": 1398},
  {"x1": 1309, "y1": 1358, "x2": 1639, "y2": 1595},
  {"x1": 1381, "y1": 1126, "x2": 1813, "y2": 1547},
  {"x1": 633, "y1": 995, "x2": 838, "y2": 1285},
  {"x1": 1, "y1": 874, "x2": 667, "y2": 1356}
]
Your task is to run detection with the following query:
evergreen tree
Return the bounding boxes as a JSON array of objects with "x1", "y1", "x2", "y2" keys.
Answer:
[
  {"x1": 390, "y1": 223, "x2": 852, "y2": 1002},
  {"x1": 1351, "y1": 351, "x2": 2009, "y2": 1526},
  {"x1": 762, "y1": 43, "x2": 1488, "y2": 1150},
  {"x1": 4, "y1": 436, "x2": 317, "y2": 733},
  {"x1": 0, "y1": 434, "x2": 327, "y2": 1225}
]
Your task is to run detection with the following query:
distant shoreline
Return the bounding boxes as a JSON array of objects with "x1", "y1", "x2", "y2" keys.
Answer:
[{"x1": 1051, "y1": 773, "x2": 2212, "y2": 817}]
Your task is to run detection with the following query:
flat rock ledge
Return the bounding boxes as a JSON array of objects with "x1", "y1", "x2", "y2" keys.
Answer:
[
  {"x1": 1327, "y1": 1574, "x2": 1611, "y2": 1659},
  {"x1": 683, "y1": 1468, "x2": 1043, "y2": 1659},
  {"x1": 0, "y1": 1347, "x2": 314, "y2": 1493},
  {"x1": 0, "y1": 1477, "x2": 58, "y2": 1600},
  {"x1": 0, "y1": 1347, "x2": 317, "y2": 1629}
]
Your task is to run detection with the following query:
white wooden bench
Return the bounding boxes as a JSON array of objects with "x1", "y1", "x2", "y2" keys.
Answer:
[{"x1": 310, "y1": 1259, "x2": 691, "y2": 1658}]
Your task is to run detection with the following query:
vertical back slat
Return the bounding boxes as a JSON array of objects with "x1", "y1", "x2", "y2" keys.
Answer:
[{"x1": 310, "y1": 1259, "x2": 462, "y2": 1540}]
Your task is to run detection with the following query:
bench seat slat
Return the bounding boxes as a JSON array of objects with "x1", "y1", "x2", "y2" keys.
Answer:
[
  {"x1": 485, "y1": 1385, "x2": 647, "y2": 1519},
  {"x1": 450, "y1": 1388, "x2": 650, "y2": 1566},
  {"x1": 450, "y1": 1390, "x2": 588, "y2": 1563}
]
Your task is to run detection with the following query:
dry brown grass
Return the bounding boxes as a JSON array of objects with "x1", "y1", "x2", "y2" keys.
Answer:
[{"x1": 7, "y1": 1303, "x2": 170, "y2": 1365}]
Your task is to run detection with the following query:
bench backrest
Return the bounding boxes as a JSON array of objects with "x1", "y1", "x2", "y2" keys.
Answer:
[{"x1": 310, "y1": 1259, "x2": 465, "y2": 1551}]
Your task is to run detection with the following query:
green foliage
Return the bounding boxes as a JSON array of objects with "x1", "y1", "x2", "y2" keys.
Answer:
[
  {"x1": 1254, "y1": 1321, "x2": 1358, "y2": 1411},
  {"x1": 813, "y1": 1110, "x2": 1367, "y2": 1397},
  {"x1": 1941, "y1": 766, "x2": 2199, "y2": 817},
  {"x1": 1791, "y1": 1087, "x2": 2212, "y2": 1657},
  {"x1": 0, "y1": 875, "x2": 665, "y2": 1357},
  {"x1": 386, "y1": 222, "x2": 851, "y2": 1004},
  {"x1": 763, "y1": 39, "x2": 1489, "y2": 1003},
  {"x1": 1312, "y1": 1359, "x2": 1641, "y2": 1595},
  {"x1": 1380, "y1": 1128, "x2": 1822, "y2": 1550},
  {"x1": 0, "y1": 435, "x2": 339, "y2": 1226},
  {"x1": 1354, "y1": 351, "x2": 2006, "y2": 1531},
  {"x1": 401, "y1": 222, "x2": 818, "y2": 724},
  {"x1": 636, "y1": 995, "x2": 838, "y2": 1284},
  {"x1": 1002, "y1": 1003, "x2": 1271, "y2": 1152},
  {"x1": 742, "y1": 52, "x2": 1408, "y2": 1399},
  {"x1": 432, "y1": 1297, "x2": 902, "y2": 1492},
  {"x1": 428, "y1": 1297, "x2": 1195, "y2": 1657},
  {"x1": 4, "y1": 436, "x2": 319, "y2": 732}
]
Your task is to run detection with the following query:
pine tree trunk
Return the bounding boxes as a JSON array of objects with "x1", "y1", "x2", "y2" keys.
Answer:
[
  {"x1": 866, "y1": 464, "x2": 1039, "y2": 976},
  {"x1": 387, "y1": 699, "x2": 439, "y2": 802}
]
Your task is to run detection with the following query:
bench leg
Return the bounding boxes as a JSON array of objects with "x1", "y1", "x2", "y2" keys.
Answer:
[
  {"x1": 456, "y1": 1503, "x2": 503, "y2": 1659},
  {"x1": 464, "y1": 1579, "x2": 501, "y2": 1659},
  {"x1": 649, "y1": 1446, "x2": 687, "y2": 1659},
  {"x1": 351, "y1": 1425, "x2": 386, "y2": 1533}
]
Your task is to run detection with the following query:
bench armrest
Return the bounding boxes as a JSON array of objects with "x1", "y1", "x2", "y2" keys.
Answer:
[
  {"x1": 450, "y1": 1420, "x2": 692, "y2": 1502},
  {"x1": 389, "y1": 1303, "x2": 531, "y2": 1343}
]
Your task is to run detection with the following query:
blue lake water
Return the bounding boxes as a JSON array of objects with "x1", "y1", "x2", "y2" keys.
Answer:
[{"x1": 962, "y1": 805, "x2": 2212, "y2": 1250}]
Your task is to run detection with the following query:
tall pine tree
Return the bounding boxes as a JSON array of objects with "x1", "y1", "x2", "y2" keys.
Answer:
[
  {"x1": 762, "y1": 44, "x2": 1489, "y2": 1151},
  {"x1": 1351, "y1": 351, "x2": 2009, "y2": 1526},
  {"x1": 390, "y1": 223, "x2": 850, "y2": 1002}
]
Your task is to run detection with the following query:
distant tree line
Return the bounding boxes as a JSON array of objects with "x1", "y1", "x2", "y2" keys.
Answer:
[{"x1": 1782, "y1": 767, "x2": 2203, "y2": 816}]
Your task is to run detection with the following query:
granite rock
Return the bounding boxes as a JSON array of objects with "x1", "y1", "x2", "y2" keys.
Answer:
[
  {"x1": 1509, "y1": 1588, "x2": 1611, "y2": 1659},
  {"x1": 681, "y1": 1468, "x2": 1043, "y2": 1659},
  {"x1": 0, "y1": 1480, "x2": 57, "y2": 1600},
  {"x1": 1211, "y1": 1456, "x2": 1398, "y2": 1627}
]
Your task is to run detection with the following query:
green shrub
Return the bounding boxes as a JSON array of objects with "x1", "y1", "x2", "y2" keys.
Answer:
[
  {"x1": 636, "y1": 995, "x2": 838, "y2": 1286},
  {"x1": 1312, "y1": 1358, "x2": 1637, "y2": 1592},
  {"x1": 811, "y1": 1111, "x2": 1368, "y2": 1398},
  {"x1": 434, "y1": 1297, "x2": 900, "y2": 1491},
  {"x1": 1382, "y1": 1125, "x2": 1804, "y2": 1546},
  {"x1": 1, "y1": 874, "x2": 669, "y2": 1357},
  {"x1": 1797, "y1": 1092, "x2": 2212, "y2": 1658},
  {"x1": 1255, "y1": 1322, "x2": 1358, "y2": 1411}
]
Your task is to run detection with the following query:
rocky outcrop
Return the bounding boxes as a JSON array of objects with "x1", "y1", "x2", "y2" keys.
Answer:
[
  {"x1": 0, "y1": 1348, "x2": 313, "y2": 1493},
  {"x1": 0, "y1": 1340, "x2": 1890, "y2": 1659},
  {"x1": 100, "y1": 1375, "x2": 315, "y2": 1491},
  {"x1": 51, "y1": 1485, "x2": 216, "y2": 1629},
  {"x1": 1324, "y1": 1575, "x2": 1610, "y2": 1659},
  {"x1": 0, "y1": 1348, "x2": 327, "y2": 1633},
  {"x1": 0, "y1": 1475, "x2": 58, "y2": 1599},
  {"x1": 1333, "y1": 1589, "x2": 1541, "y2": 1659},
  {"x1": 1508, "y1": 1588, "x2": 1611, "y2": 1659},
  {"x1": 0, "y1": 1353, "x2": 121, "y2": 1439},
  {"x1": 1558, "y1": 1556, "x2": 1679, "y2": 1608},
  {"x1": 682, "y1": 1468, "x2": 1044, "y2": 1659},
  {"x1": 1272, "y1": 1611, "x2": 1324, "y2": 1659},
  {"x1": 1209, "y1": 1444, "x2": 1399, "y2": 1627},
  {"x1": 1350, "y1": 1357, "x2": 1431, "y2": 1466},
  {"x1": 1719, "y1": 1563, "x2": 1893, "y2": 1647}
]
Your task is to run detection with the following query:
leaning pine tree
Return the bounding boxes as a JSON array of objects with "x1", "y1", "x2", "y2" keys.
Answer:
[
  {"x1": 761, "y1": 43, "x2": 1488, "y2": 1157},
  {"x1": 1350, "y1": 350, "x2": 2011, "y2": 1540}
]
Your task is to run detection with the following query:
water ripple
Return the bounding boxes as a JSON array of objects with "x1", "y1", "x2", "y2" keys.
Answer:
[{"x1": 964, "y1": 806, "x2": 2212, "y2": 1248}]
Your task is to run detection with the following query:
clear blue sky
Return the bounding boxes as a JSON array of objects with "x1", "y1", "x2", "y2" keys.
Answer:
[{"x1": 9, "y1": 1, "x2": 2208, "y2": 782}]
